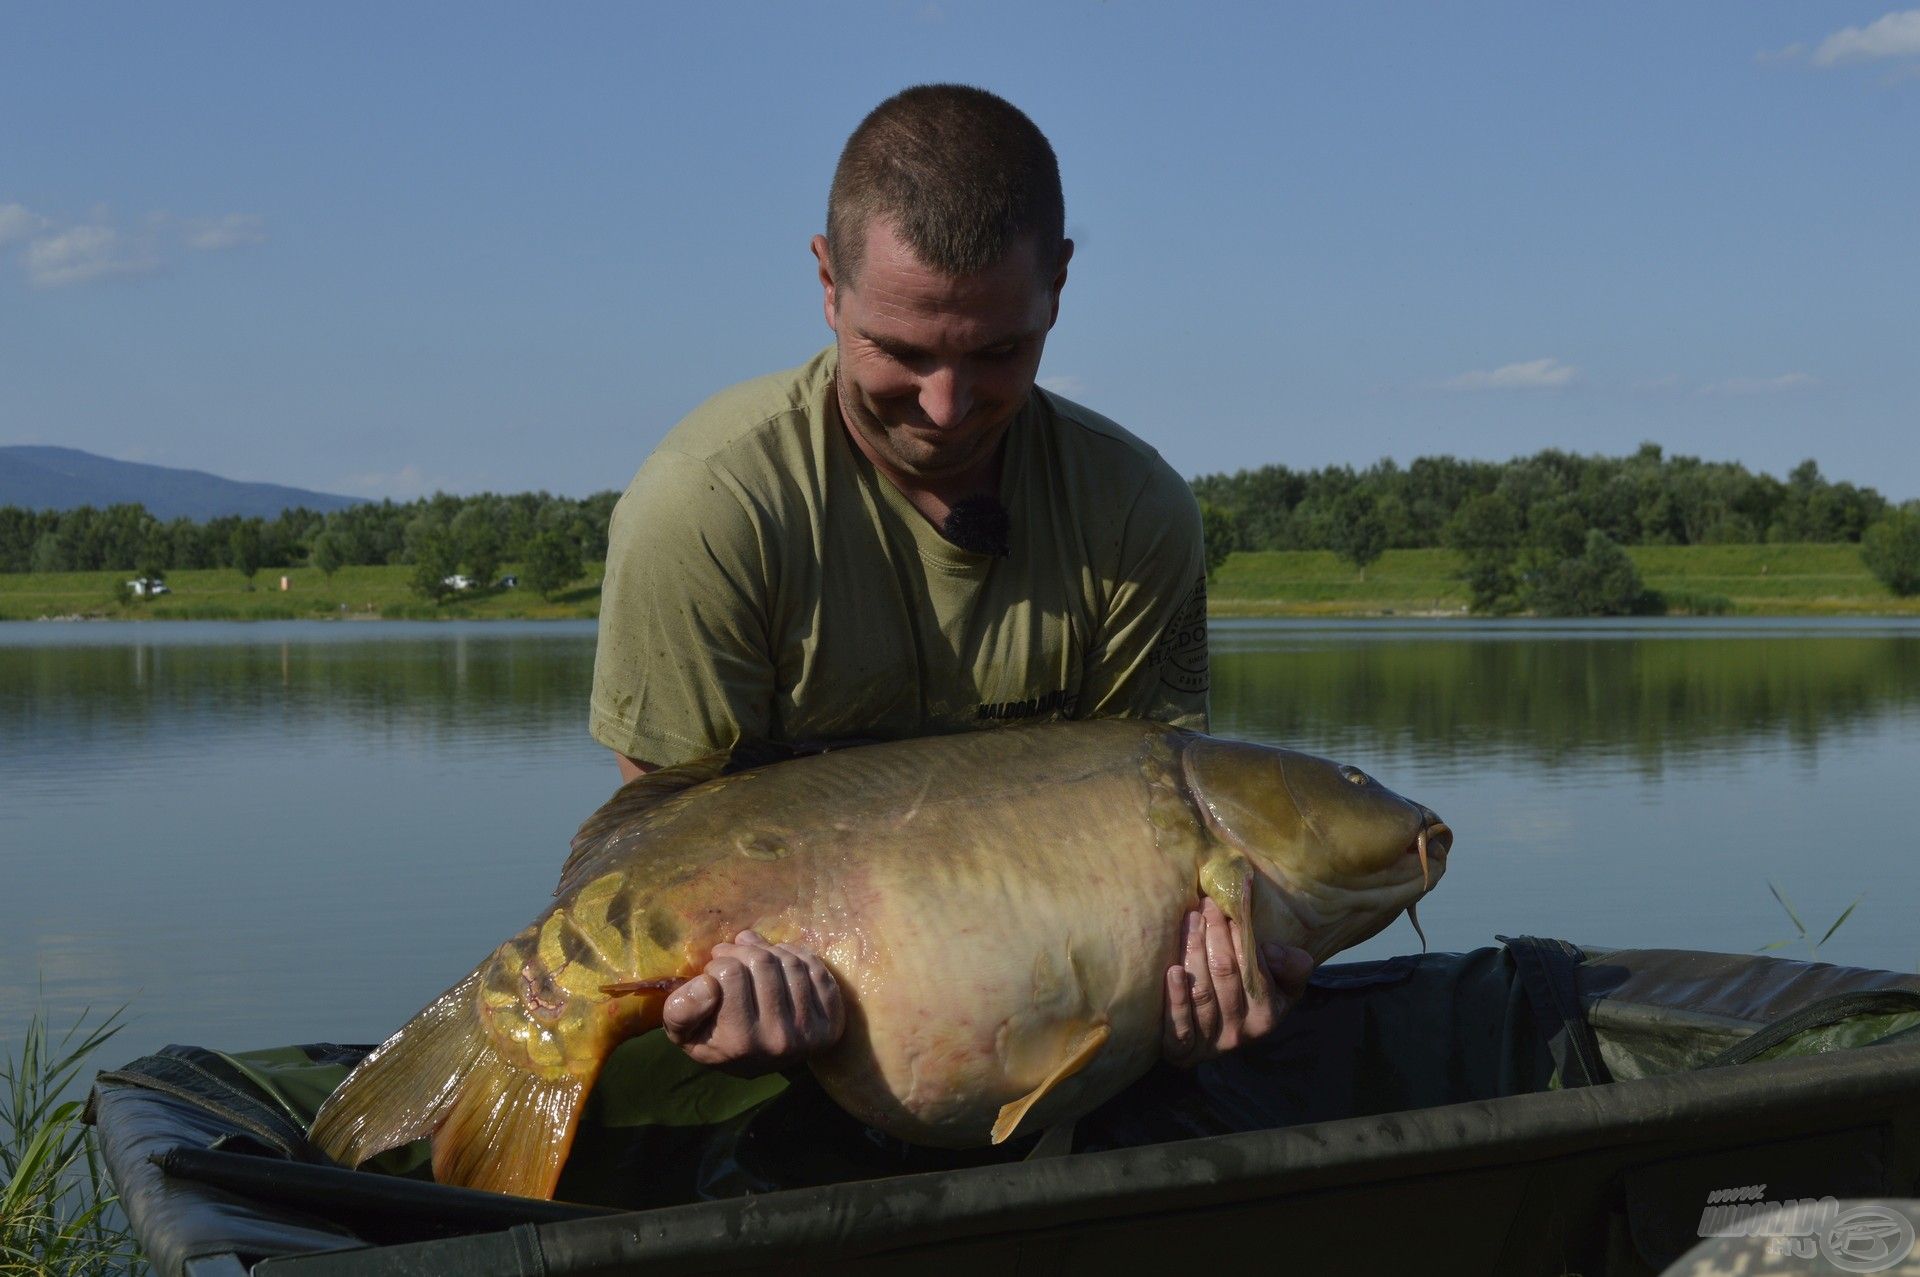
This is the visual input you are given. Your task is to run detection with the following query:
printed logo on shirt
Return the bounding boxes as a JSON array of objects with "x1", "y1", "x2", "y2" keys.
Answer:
[
  {"x1": 976, "y1": 688, "x2": 1081, "y2": 722},
  {"x1": 1150, "y1": 575, "x2": 1209, "y2": 695}
]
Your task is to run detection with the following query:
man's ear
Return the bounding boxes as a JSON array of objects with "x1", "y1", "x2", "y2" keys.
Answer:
[
  {"x1": 1047, "y1": 238, "x2": 1074, "y2": 329},
  {"x1": 810, "y1": 234, "x2": 839, "y2": 332}
]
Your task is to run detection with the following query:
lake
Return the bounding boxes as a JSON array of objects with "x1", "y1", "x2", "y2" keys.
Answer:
[{"x1": 4, "y1": 618, "x2": 1918, "y2": 1068}]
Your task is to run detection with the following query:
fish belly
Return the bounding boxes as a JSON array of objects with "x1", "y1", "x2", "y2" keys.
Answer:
[
  {"x1": 791, "y1": 748, "x2": 1201, "y2": 1144},
  {"x1": 594, "y1": 720, "x2": 1213, "y2": 1145}
]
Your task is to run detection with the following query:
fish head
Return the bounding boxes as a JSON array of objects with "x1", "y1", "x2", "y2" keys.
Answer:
[{"x1": 1181, "y1": 736, "x2": 1453, "y2": 960}]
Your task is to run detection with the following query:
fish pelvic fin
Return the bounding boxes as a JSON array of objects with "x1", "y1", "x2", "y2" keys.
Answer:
[
  {"x1": 309, "y1": 966, "x2": 647, "y2": 1200},
  {"x1": 991, "y1": 1021, "x2": 1110, "y2": 1145}
]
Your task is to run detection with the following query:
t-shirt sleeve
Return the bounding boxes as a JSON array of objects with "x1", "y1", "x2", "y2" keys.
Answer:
[
  {"x1": 1079, "y1": 464, "x2": 1211, "y2": 731},
  {"x1": 589, "y1": 449, "x2": 776, "y2": 764}
]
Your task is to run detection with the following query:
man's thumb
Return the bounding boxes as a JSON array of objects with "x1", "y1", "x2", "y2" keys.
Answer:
[{"x1": 662, "y1": 973, "x2": 721, "y2": 1039}]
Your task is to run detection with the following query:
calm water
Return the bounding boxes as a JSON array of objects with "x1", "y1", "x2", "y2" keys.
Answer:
[{"x1": 4, "y1": 618, "x2": 1919, "y2": 1066}]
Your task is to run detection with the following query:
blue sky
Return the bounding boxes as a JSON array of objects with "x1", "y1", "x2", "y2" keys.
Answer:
[{"x1": 3, "y1": 3, "x2": 1917, "y2": 501}]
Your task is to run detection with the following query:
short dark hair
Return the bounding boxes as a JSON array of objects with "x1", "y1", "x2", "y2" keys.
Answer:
[{"x1": 826, "y1": 84, "x2": 1064, "y2": 287}]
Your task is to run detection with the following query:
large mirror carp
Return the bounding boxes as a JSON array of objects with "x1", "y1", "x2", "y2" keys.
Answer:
[{"x1": 310, "y1": 720, "x2": 1452, "y2": 1199}]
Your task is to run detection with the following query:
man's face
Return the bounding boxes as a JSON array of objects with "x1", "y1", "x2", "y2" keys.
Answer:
[{"x1": 813, "y1": 219, "x2": 1071, "y2": 487}]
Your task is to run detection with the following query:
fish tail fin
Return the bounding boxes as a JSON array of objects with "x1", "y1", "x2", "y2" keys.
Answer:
[{"x1": 310, "y1": 967, "x2": 633, "y2": 1199}]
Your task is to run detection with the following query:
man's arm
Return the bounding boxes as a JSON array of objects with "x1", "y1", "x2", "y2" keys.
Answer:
[
  {"x1": 607, "y1": 747, "x2": 845, "y2": 1073},
  {"x1": 1075, "y1": 463, "x2": 1312, "y2": 1058},
  {"x1": 592, "y1": 454, "x2": 847, "y2": 1074},
  {"x1": 1077, "y1": 464, "x2": 1211, "y2": 730},
  {"x1": 589, "y1": 449, "x2": 778, "y2": 766}
]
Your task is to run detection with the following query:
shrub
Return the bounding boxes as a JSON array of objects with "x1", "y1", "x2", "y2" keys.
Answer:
[
  {"x1": 1860, "y1": 510, "x2": 1920, "y2": 597},
  {"x1": 1523, "y1": 530, "x2": 1661, "y2": 616}
]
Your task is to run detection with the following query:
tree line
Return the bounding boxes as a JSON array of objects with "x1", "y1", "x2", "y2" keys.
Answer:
[
  {"x1": 0, "y1": 491, "x2": 619, "y2": 600},
  {"x1": 5, "y1": 446, "x2": 1916, "y2": 611},
  {"x1": 1193, "y1": 444, "x2": 1919, "y2": 611},
  {"x1": 1193, "y1": 444, "x2": 1889, "y2": 555}
]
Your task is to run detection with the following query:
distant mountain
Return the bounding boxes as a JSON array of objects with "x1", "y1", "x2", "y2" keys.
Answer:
[{"x1": 0, "y1": 446, "x2": 363, "y2": 521}]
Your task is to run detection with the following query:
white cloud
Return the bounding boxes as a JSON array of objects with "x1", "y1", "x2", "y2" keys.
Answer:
[
  {"x1": 2, "y1": 201, "x2": 264, "y2": 288},
  {"x1": 1756, "y1": 41, "x2": 1807, "y2": 64},
  {"x1": 23, "y1": 224, "x2": 158, "y2": 288},
  {"x1": 1701, "y1": 372, "x2": 1816, "y2": 395},
  {"x1": 177, "y1": 213, "x2": 267, "y2": 251},
  {"x1": 1439, "y1": 357, "x2": 1578, "y2": 391},
  {"x1": 1812, "y1": 9, "x2": 1920, "y2": 66},
  {"x1": 0, "y1": 202, "x2": 47, "y2": 248},
  {"x1": 1037, "y1": 374, "x2": 1087, "y2": 397}
]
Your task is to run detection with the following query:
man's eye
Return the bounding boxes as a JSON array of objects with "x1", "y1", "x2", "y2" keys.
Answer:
[{"x1": 978, "y1": 346, "x2": 1019, "y2": 361}]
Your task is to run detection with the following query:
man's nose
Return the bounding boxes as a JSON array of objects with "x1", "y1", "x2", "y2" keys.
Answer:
[{"x1": 917, "y1": 365, "x2": 974, "y2": 429}]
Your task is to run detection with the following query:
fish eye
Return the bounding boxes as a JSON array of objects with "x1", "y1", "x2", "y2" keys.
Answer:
[{"x1": 1341, "y1": 766, "x2": 1371, "y2": 786}]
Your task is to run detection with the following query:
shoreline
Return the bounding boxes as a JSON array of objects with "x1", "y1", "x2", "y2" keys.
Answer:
[
  {"x1": 5, "y1": 543, "x2": 1916, "y2": 622},
  {"x1": 15, "y1": 603, "x2": 1920, "y2": 623}
]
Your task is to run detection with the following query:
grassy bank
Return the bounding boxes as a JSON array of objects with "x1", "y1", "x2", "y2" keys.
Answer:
[
  {"x1": 1209, "y1": 543, "x2": 1920, "y2": 617},
  {"x1": 3, "y1": 543, "x2": 1916, "y2": 621},
  {"x1": 0, "y1": 563, "x2": 604, "y2": 622}
]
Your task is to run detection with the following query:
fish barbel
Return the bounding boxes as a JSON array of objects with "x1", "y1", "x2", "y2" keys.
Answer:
[{"x1": 310, "y1": 720, "x2": 1453, "y2": 1198}]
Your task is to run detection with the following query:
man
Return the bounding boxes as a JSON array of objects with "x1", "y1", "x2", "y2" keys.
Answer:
[{"x1": 591, "y1": 85, "x2": 1309, "y2": 1087}]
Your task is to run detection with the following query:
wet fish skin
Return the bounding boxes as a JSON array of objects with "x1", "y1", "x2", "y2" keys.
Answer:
[{"x1": 310, "y1": 720, "x2": 1451, "y2": 1198}]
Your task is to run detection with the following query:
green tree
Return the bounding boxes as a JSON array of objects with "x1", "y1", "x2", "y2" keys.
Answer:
[
  {"x1": 1860, "y1": 509, "x2": 1920, "y2": 597},
  {"x1": 311, "y1": 531, "x2": 345, "y2": 579},
  {"x1": 452, "y1": 504, "x2": 504, "y2": 588},
  {"x1": 408, "y1": 527, "x2": 461, "y2": 601},
  {"x1": 524, "y1": 529, "x2": 582, "y2": 600},
  {"x1": 1197, "y1": 500, "x2": 1239, "y2": 575},
  {"x1": 29, "y1": 532, "x2": 66, "y2": 574},
  {"x1": 1445, "y1": 493, "x2": 1522, "y2": 614},
  {"x1": 229, "y1": 521, "x2": 263, "y2": 589},
  {"x1": 1330, "y1": 491, "x2": 1388, "y2": 581}
]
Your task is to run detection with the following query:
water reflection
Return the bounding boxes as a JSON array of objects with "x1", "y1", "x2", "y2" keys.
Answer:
[
  {"x1": 8, "y1": 621, "x2": 1919, "y2": 772},
  {"x1": 1211, "y1": 619, "x2": 1920, "y2": 770},
  {"x1": 3, "y1": 619, "x2": 1918, "y2": 1064},
  {"x1": 0, "y1": 623, "x2": 602, "y2": 790}
]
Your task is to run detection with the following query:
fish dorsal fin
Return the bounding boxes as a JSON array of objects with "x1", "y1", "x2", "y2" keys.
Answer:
[
  {"x1": 991, "y1": 1021, "x2": 1110, "y2": 1145},
  {"x1": 555, "y1": 752, "x2": 730, "y2": 896}
]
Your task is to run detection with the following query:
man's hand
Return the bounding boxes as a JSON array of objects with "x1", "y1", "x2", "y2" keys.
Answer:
[
  {"x1": 662, "y1": 930, "x2": 846, "y2": 1077},
  {"x1": 1161, "y1": 897, "x2": 1313, "y2": 1067}
]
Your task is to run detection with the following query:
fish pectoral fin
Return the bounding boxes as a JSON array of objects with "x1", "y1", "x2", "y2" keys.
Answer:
[
  {"x1": 991, "y1": 1021, "x2": 1110, "y2": 1145},
  {"x1": 1198, "y1": 853, "x2": 1270, "y2": 1006}
]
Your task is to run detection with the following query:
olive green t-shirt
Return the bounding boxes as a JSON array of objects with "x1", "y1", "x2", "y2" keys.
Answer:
[{"x1": 589, "y1": 347, "x2": 1209, "y2": 765}]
